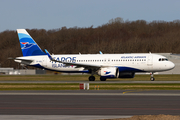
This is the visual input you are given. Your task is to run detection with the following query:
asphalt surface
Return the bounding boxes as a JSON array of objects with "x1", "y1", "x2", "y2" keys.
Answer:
[
  {"x1": 0, "y1": 80, "x2": 180, "y2": 120},
  {"x1": 0, "y1": 90, "x2": 180, "y2": 116}
]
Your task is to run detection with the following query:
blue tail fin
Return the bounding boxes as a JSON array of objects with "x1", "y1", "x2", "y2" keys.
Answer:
[{"x1": 17, "y1": 29, "x2": 46, "y2": 56}]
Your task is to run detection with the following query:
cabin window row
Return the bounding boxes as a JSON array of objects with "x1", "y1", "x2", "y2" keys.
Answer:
[{"x1": 63, "y1": 59, "x2": 146, "y2": 62}]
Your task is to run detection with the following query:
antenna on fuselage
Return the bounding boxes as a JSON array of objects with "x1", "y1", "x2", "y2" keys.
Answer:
[{"x1": 99, "y1": 51, "x2": 103, "y2": 54}]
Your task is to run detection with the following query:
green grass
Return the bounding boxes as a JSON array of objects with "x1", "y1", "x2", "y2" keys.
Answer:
[
  {"x1": 0, "y1": 83, "x2": 79, "y2": 90},
  {"x1": 0, "y1": 74, "x2": 180, "y2": 81},
  {"x1": 0, "y1": 83, "x2": 179, "y2": 90},
  {"x1": 0, "y1": 74, "x2": 180, "y2": 90},
  {"x1": 91, "y1": 83, "x2": 180, "y2": 90}
]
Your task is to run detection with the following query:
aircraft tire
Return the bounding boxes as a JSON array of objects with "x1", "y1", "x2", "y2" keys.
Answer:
[
  {"x1": 100, "y1": 77, "x2": 107, "y2": 81},
  {"x1": 89, "y1": 76, "x2": 95, "y2": 81},
  {"x1": 150, "y1": 77, "x2": 155, "y2": 81}
]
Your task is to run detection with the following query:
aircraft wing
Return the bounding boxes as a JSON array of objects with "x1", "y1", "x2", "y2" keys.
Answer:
[
  {"x1": 60, "y1": 61, "x2": 101, "y2": 68},
  {"x1": 45, "y1": 49, "x2": 101, "y2": 69}
]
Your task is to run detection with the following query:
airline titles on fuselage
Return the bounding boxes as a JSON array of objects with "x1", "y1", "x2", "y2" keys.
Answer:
[{"x1": 51, "y1": 56, "x2": 147, "y2": 68}]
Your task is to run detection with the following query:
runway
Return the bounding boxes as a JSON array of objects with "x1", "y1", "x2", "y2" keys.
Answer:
[
  {"x1": 0, "y1": 90, "x2": 180, "y2": 116},
  {"x1": 0, "y1": 80, "x2": 180, "y2": 120}
]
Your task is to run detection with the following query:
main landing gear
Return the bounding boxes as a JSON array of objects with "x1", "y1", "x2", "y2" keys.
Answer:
[
  {"x1": 100, "y1": 76, "x2": 106, "y2": 81},
  {"x1": 150, "y1": 72, "x2": 155, "y2": 81},
  {"x1": 89, "y1": 76, "x2": 95, "y2": 81},
  {"x1": 88, "y1": 76, "x2": 107, "y2": 81}
]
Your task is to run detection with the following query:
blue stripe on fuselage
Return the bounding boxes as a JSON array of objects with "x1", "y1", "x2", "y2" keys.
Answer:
[{"x1": 117, "y1": 67, "x2": 145, "y2": 72}]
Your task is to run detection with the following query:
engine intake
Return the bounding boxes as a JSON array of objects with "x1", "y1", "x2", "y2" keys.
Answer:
[{"x1": 97, "y1": 67, "x2": 118, "y2": 78}]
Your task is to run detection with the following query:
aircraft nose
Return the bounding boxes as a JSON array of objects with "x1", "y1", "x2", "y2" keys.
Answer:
[{"x1": 168, "y1": 61, "x2": 175, "y2": 70}]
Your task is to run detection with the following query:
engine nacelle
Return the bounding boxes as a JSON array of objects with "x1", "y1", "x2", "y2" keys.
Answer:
[
  {"x1": 97, "y1": 67, "x2": 135, "y2": 79},
  {"x1": 97, "y1": 67, "x2": 119, "y2": 78},
  {"x1": 98, "y1": 67, "x2": 135, "y2": 78}
]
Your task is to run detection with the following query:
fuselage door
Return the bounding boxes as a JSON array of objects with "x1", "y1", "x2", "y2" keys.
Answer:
[
  {"x1": 147, "y1": 56, "x2": 153, "y2": 66},
  {"x1": 42, "y1": 57, "x2": 47, "y2": 67}
]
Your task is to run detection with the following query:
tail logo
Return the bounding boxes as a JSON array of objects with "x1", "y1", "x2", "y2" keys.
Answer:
[{"x1": 21, "y1": 42, "x2": 36, "y2": 49}]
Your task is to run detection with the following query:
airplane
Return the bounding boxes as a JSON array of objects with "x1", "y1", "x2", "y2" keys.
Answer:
[{"x1": 14, "y1": 29, "x2": 175, "y2": 81}]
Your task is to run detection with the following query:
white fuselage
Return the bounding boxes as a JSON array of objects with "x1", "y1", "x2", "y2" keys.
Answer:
[{"x1": 15, "y1": 53, "x2": 175, "y2": 73}]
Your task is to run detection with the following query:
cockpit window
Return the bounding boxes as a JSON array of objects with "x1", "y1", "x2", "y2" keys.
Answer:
[{"x1": 159, "y1": 58, "x2": 168, "y2": 61}]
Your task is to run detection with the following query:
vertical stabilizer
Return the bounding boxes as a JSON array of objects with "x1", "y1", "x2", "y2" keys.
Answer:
[{"x1": 17, "y1": 29, "x2": 46, "y2": 56}]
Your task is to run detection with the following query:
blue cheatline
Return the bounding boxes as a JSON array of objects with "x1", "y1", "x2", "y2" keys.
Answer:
[{"x1": 118, "y1": 66, "x2": 145, "y2": 72}]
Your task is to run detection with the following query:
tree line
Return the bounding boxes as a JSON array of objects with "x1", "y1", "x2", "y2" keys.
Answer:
[{"x1": 0, "y1": 18, "x2": 180, "y2": 68}]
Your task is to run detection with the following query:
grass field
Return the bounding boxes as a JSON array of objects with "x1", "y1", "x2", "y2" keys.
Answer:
[
  {"x1": 0, "y1": 74, "x2": 180, "y2": 81},
  {"x1": 0, "y1": 83, "x2": 180, "y2": 90},
  {"x1": 0, "y1": 74, "x2": 180, "y2": 90}
]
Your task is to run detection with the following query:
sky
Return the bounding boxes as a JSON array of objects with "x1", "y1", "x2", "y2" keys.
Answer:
[{"x1": 0, "y1": 0, "x2": 180, "y2": 32}]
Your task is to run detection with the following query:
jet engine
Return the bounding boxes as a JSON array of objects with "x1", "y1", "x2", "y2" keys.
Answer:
[
  {"x1": 97, "y1": 67, "x2": 135, "y2": 78},
  {"x1": 97, "y1": 67, "x2": 119, "y2": 78}
]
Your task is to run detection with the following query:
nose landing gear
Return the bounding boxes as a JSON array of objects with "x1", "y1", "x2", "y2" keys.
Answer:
[{"x1": 150, "y1": 72, "x2": 155, "y2": 81}]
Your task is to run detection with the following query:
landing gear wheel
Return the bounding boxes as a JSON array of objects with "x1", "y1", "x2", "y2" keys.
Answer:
[
  {"x1": 100, "y1": 77, "x2": 106, "y2": 81},
  {"x1": 150, "y1": 72, "x2": 155, "y2": 81},
  {"x1": 150, "y1": 77, "x2": 155, "y2": 81},
  {"x1": 89, "y1": 76, "x2": 95, "y2": 81}
]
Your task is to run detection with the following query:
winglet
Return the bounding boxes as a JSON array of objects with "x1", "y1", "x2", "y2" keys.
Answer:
[
  {"x1": 45, "y1": 49, "x2": 54, "y2": 61},
  {"x1": 99, "y1": 51, "x2": 103, "y2": 54}
]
